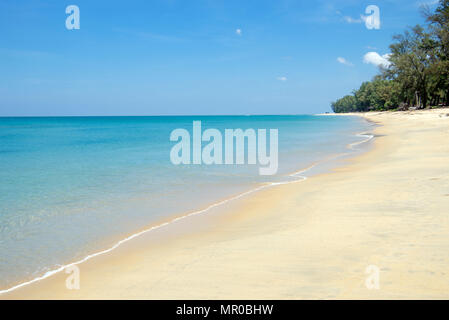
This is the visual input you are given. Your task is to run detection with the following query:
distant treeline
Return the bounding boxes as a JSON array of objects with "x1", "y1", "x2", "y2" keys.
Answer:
[{"x1": 332, "y1": 0, "x2": 449, "y2": 113}]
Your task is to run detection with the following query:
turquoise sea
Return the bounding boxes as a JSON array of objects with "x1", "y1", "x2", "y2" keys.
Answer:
[{"x1": 0, "y1": 115, "x2": 372, "y2": 290}]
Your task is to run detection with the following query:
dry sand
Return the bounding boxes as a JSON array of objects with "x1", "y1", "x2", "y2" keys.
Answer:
[{"x1": 3, "y1": 108, "x2": 449, "y2": 299}]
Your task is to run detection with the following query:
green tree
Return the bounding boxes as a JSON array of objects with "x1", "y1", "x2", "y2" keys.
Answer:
[
  {"x1": 426, "y1": 0, "x2": 449, "y2": 105},
  {"x1": 384, "y1": 25, "x2": 433, "y2": 108},
  {"x1": 331, "y1": 95, "x2": 358, "y2": 113},
  {"x1": 331, "y1": 1, "x2": 448, "y2": 113}
]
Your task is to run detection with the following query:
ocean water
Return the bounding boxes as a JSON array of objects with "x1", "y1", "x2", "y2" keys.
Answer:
[{"x1": 0, "y1": 115, "x2": 372, "y2": 290}]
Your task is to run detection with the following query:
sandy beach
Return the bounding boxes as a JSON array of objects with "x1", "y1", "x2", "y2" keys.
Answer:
[{"x1": 3, "y1": 108, "x2": 449, "y2": 300}]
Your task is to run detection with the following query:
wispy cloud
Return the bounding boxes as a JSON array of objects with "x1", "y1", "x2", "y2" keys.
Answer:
[
  {"x1": 336, "y1": 10, "x2": 362, "y2": 24},
  {"x1": 363, "y1": 52, "x2": 391, "y2": 68},
  {"x1": 276, "y1": 76, "x2": 287, "y2": 81},
  {"x1": 337, "y1": 57, "x2": 353, "y2": 66},
  {"x1": 343, "y1": 15, "x2": 362, "y2": 24},
  {"x1": 416, "y1": 0, "x2": 440, "y2": 7},
  {"x1": 235, "y1": 28, "x2": 242, "y2": 36},
  {"x1": 337, "y1": 9, "x2": 380, "y2": 27},
  {"x1": 360, "y1": 14, "x2": 370, "y2": 25}
]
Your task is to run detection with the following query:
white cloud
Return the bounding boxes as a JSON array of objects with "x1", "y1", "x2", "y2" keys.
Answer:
[
  {"x1": 235, "y1": 28, "x2": 242, "y2": 36},
  {"x1": 417, "y1": 0, "x2": 439, "y2": 7},
  {"x1": 343, "y1": 15, "x2": 362, "y2": 24},
  {"x1": 276, "y1": 76, "x2": 287, "y2": 81},
  {"x1": 336, "y1": 10, "x2": 362, "y2": 24},
  {"x1": 363, "y1": 52, "x2": 391, "y2": 68},
  {"x1": 360, "y1": 14, "x2": 369, "y2": 24},
  {"x1": 337, "y1": 57, "x2": 353, "y2": 66}
]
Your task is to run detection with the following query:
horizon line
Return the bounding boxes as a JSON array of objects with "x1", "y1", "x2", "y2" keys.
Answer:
[{"x1": 0, "y1": 113, "x2": 332, "y2": 118}]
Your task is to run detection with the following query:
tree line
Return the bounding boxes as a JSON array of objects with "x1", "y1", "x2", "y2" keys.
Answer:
[{"x1": 332, "y1": 0, "x2": 449, "y2": 113}]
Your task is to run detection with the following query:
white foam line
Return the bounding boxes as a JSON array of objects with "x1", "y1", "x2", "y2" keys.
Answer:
[
  {"x1": 0, "y1": 130, "x2": 375, "y2": 295},
  {"x1": 349, "y1": 132, "x2": 374, "y2": 149},
  {"x1": 0, "y1": 181, "x2": 299, "y2": 295}
]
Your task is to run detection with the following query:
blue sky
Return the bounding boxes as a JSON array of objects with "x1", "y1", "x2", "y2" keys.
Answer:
[{"x1": 0, "y1": 0, "x2": 440, "y2": 116}]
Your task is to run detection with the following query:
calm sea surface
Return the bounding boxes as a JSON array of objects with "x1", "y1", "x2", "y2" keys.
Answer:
[{"x1": 0, "y1": 115, "x2": 371, "y2": 289}]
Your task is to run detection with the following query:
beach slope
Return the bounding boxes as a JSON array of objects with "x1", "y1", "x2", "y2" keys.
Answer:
[{"x1": 3, "y1": 108, "x2": 449, "y2": 299}]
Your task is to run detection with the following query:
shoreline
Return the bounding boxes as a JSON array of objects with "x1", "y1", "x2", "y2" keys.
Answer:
[
  {"x1": 3, "y1": 108, "x2": 449, "y2": 299},
  {"x1": 0, "y1": 118, "x2": 374, "y2": 295}
]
